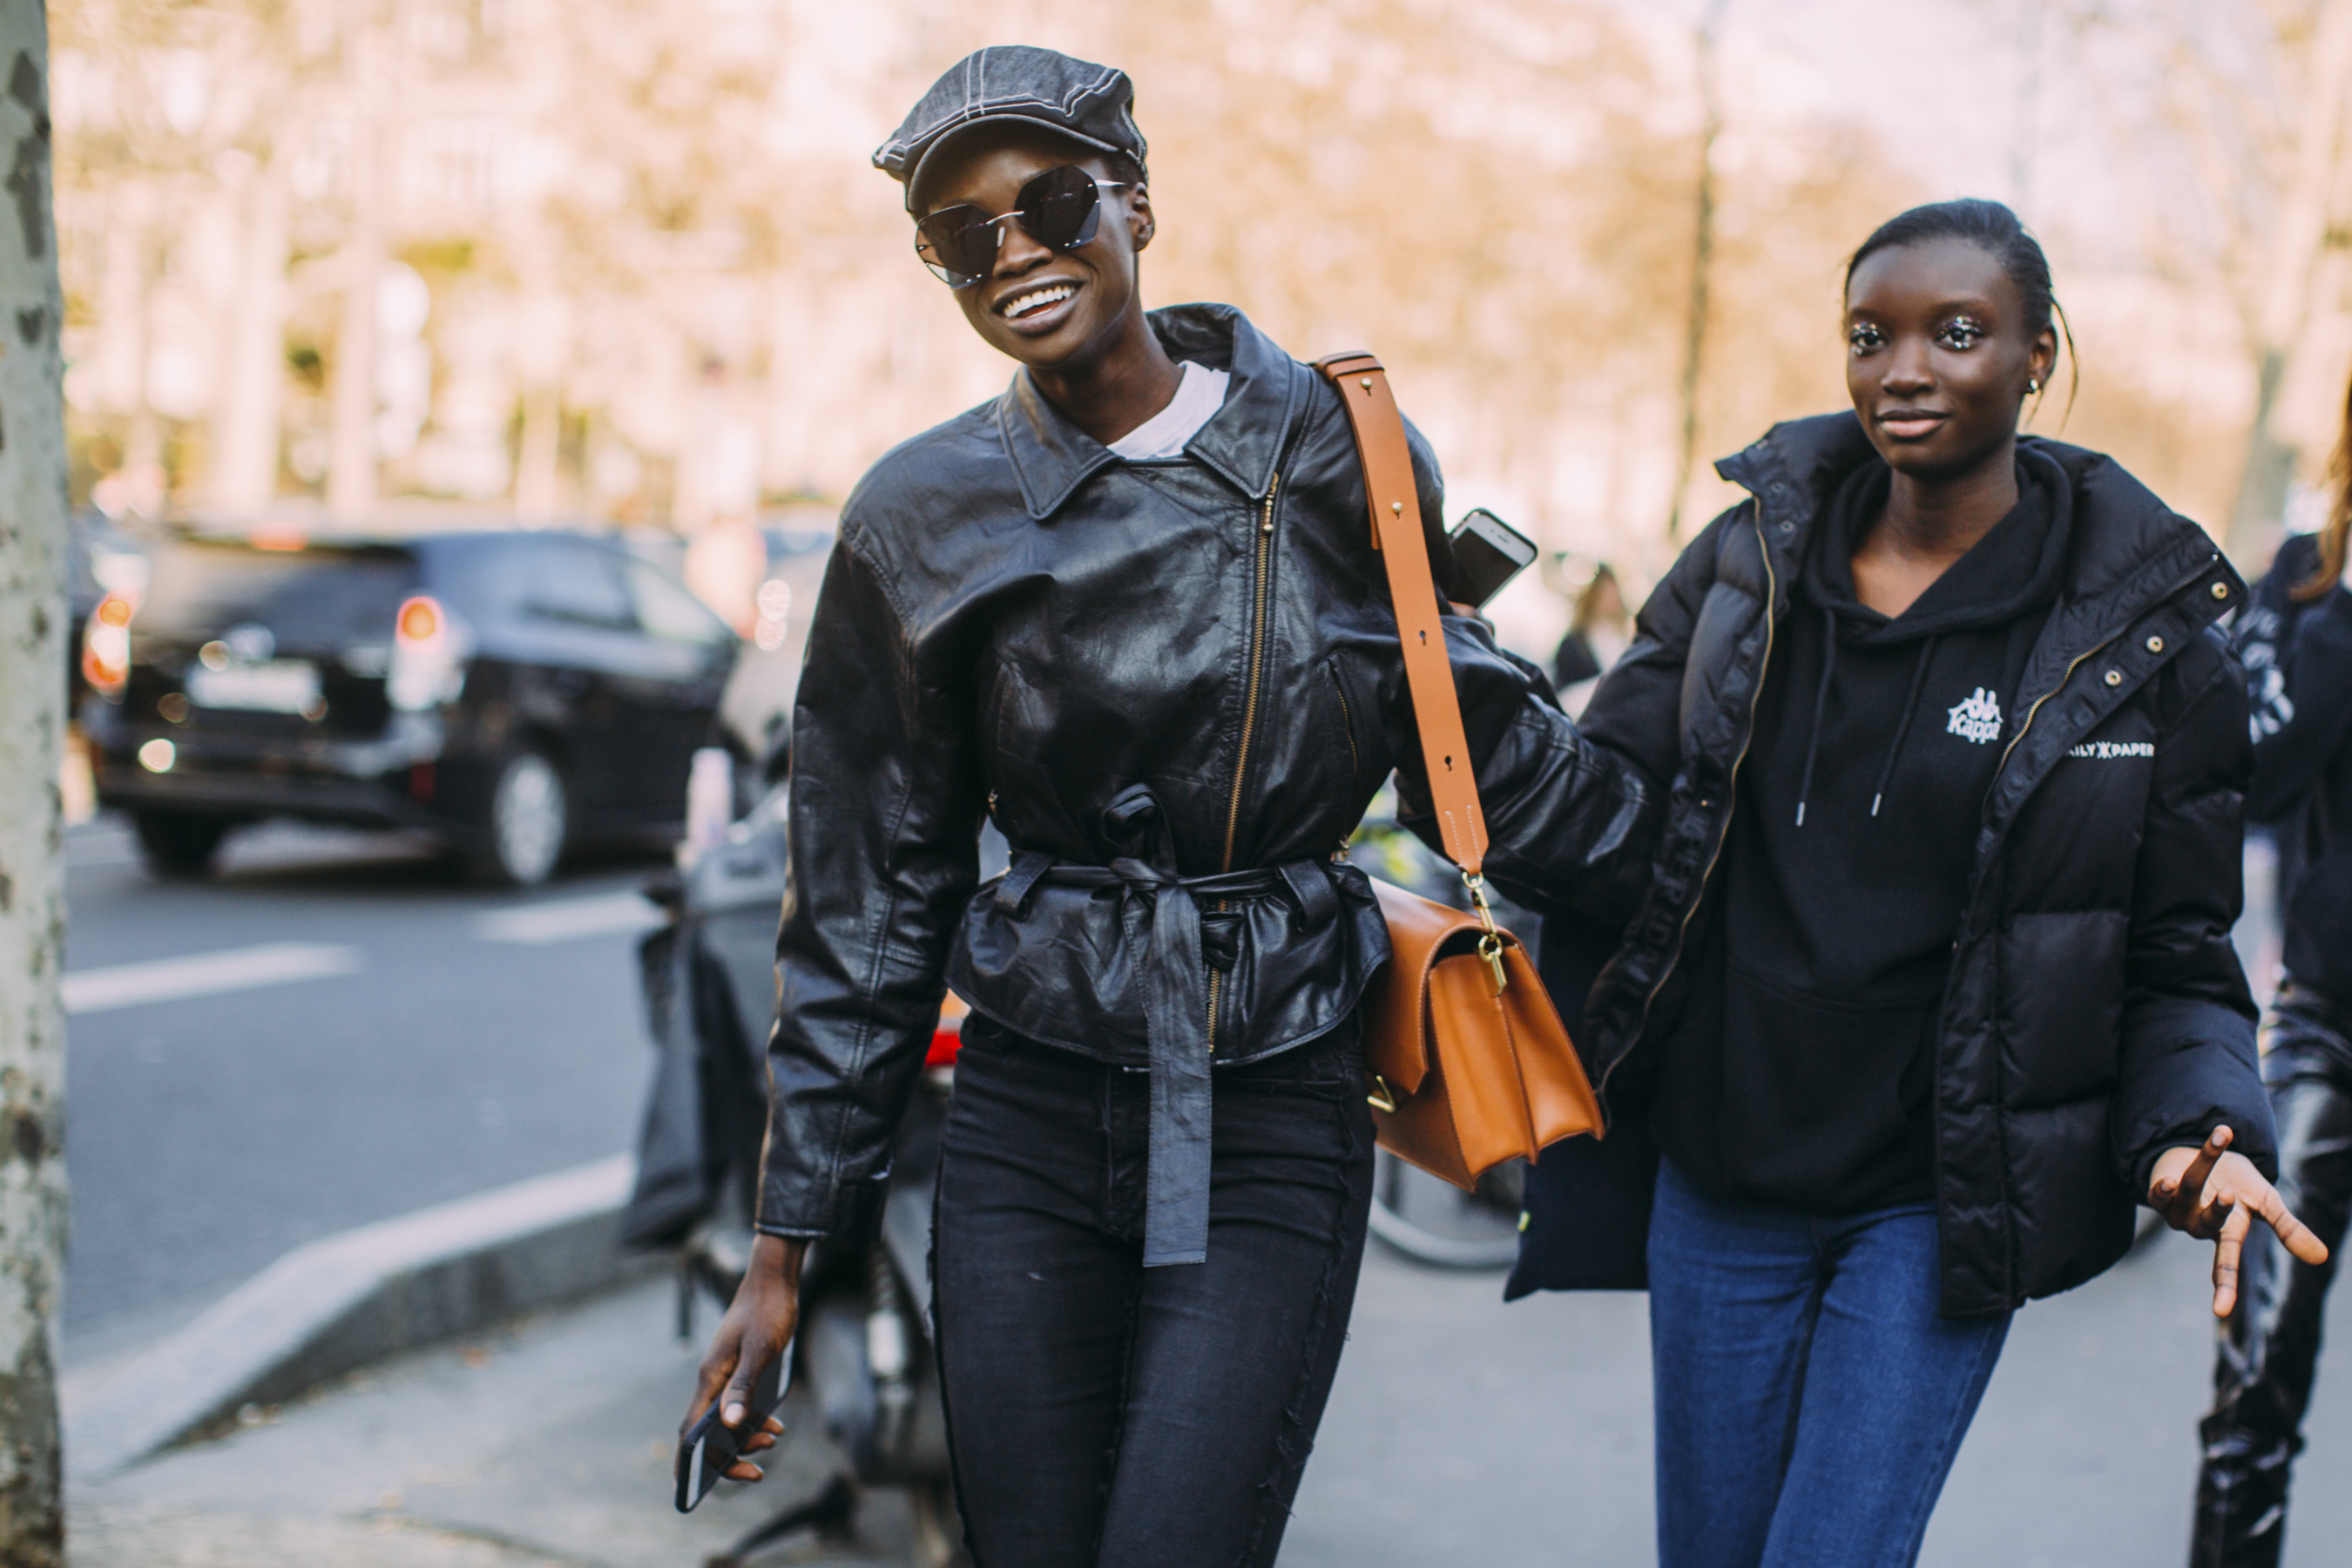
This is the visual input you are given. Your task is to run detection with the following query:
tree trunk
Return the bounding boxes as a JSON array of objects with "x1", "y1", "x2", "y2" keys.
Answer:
[
  {"x1": 328, "y1": 16, "x2": 384, "y2": 524},
  {"x1": 2227, "y1": 0, "x2": 2352, "y2": 561},
  {"x1": 1665, "y1": 0, "x2": 1728, "y2": 545},
  {"x1": 0, "y1": 4, "x2": 71, "y2": 1562},
  {"x1": 212, "y1": 148, "x2": 290, "y2": 513}
]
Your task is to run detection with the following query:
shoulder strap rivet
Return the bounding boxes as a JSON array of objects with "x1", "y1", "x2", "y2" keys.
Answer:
[
  {"x1": 1390, "y1": 501, "x2": 1403, "y2": 515},
  {"x1": 1359, "y1": 376, "x2": 1373, "y2": 391}
]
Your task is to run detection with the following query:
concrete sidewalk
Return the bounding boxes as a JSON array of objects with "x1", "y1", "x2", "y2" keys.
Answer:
[
  {"x1": 65, "y1": 1222, "x2": 2352, "y2": 1567},
  {"x1": 68, "y1": 1278, "x2": 923, "y2": 1568}
]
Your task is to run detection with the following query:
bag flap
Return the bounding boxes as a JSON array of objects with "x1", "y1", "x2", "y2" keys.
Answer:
[{"x1": 1366, "y1": 875, "x2": 1526, "y2": 1096}]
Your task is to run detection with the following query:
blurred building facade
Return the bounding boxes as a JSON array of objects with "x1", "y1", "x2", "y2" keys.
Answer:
[{"x1": 51, "y1": 0, "x2": 2352, "y2": 649}]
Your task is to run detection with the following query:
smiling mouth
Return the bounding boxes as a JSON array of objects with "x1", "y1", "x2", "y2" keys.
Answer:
[
  {"x1": 997, "y1": 281, "x2": 1078, "y2": 321},
  {"x1": 1878, "y1": 409, "x2": 1949, "y2": 437}
]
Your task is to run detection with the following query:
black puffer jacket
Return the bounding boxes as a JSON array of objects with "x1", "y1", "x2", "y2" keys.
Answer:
[
  {"x1": 758, "y1": 304, "x2": 1652, "y2": 1247},
  {"x1": 1498, "y1": 412, "x2": 2274, "y2": 1316}
]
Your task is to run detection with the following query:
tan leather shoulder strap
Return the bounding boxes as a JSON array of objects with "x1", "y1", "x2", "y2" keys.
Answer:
[{"x1": 1313, "y1": 351, "x2": 1488, "y2": 875}]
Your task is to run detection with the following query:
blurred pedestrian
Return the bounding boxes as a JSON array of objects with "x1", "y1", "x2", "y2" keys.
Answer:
[
  {"x1": 679, "y1": 45, "x2": 1643, "y2": 1568},
  {"x1": 1484, "y1": 199, "x2": 2327, "y2": 1568},
  {"x1": 2191, "y1": 371, "x2": 2352, "y2": 1567},
  {"x1": 1551, "y1": 561, "x2": 1632, "y2": 715}
]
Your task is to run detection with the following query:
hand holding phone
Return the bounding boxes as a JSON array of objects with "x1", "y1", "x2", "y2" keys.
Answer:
[
  {"x1": 1447, "y1": 509, "x2": 1538, "y2": 608},
  {"x1": 675, "y1": 1347, "x2": 789, "y2": 1513}
]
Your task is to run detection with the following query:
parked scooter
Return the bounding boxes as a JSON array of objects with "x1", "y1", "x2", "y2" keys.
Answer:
[{"x1": 623, "y1": 739, "x2": 980, "y2": 1568}]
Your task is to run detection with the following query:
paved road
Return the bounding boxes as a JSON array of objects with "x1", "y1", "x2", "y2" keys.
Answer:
[{"x1": 61, "y1": 814, "x2": 671, "y2": 1358}]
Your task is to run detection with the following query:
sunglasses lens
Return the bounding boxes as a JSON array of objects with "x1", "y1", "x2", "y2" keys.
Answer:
[
  {"x1": 915, "y1": 205, "x2": 995, "y2": 287},
  {"x1": 1017, "y1": 165, "x2": 1105, "y2": 252}
]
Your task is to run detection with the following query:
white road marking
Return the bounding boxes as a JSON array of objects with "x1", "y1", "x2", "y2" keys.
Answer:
[
  {"x1": 65, "y1": 833, "x2": 142, "y2": 868},
  {"x1": 472, "y1": 891, "x2": 664, "y2": 945},
  {"x1": 62, "y1": 943, "x2": 363, "y2": 1015}
]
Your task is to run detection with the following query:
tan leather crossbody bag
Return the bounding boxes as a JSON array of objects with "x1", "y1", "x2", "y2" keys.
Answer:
[{"x1": 1313, "y1": 351, "x2": 1605, "y2": 1189}]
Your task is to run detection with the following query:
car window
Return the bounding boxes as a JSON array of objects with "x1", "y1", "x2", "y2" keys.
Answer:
[
  {"x1": 140, "y1": 541, "x2": 421, "y2": 646},
  {"x1": 450, "y1": 539, "x2": 636, "y2": 632},
  {"x1": 625, "y1": 559, "x2": 729, "y2": 646}
]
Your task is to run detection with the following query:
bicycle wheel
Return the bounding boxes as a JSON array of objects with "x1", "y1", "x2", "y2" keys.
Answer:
[{"x1": 1364, "y1": 1148, "x2": 1524, "y2": 1269}]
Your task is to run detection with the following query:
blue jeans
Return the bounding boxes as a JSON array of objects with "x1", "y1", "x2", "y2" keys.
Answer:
[{"x1": 1648, "y1": 1159, "x2": 2011, "y2": 1568}]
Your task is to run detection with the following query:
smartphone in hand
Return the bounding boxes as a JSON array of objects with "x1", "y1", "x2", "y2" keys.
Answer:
[
  {"x1": 1447, "y1": 508, "x2": 1538, "y2": 608},
  {"x1": 674, "y1": 1346, "x2": 789, "y2": 1513}
]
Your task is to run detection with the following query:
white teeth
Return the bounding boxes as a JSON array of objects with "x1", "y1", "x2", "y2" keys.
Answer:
[{"x1": 1000, "y1": 282, "x2": 1076, "y2": 319}]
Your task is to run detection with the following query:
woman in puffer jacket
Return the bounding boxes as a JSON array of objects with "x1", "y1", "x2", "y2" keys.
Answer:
[
  {"x1": 2190, "y1": 370, "x2": 2352, "y2": 1567},
  {"x1": 1484, "y1": 199, "x2": 2328, "y2": 1568}
]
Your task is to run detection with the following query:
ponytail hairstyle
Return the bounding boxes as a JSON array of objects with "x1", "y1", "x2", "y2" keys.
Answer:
[
  {"x1": 2295, "y1": 373, "x2": 2352, "y2": 601},
  {"x1": 1843, "y1": 198, "x2": 2078, "y2": 423}
]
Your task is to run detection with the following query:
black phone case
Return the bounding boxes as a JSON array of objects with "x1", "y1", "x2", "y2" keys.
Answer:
[
  {"x1": 1447, "y1": 512, "x2": 1537, "y2": 607},
  {"x1": 673, "y1": 1348, "x2": 788, "y2": 1513}
]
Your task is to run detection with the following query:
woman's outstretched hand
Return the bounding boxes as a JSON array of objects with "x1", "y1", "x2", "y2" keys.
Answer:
[
  {"x1": 680, "y1": 1233, "x2": 808, "y2": 1482},
  {"x1": 2147, "y1": 1125, "x2": 2328, "y2": 1318}
]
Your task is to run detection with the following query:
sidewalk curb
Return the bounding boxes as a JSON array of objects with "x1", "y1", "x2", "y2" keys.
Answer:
[{"x1": 65, "y1": 1154, "x2": 647, "y2": 1480}]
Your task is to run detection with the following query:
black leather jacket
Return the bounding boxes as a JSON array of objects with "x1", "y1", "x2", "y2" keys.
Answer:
[{"x1": 757, "y1": 304, "x2": 1653, "y2": 1249}]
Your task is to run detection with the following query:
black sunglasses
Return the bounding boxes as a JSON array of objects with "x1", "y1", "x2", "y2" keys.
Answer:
[{"x1": 915, "y1": 164, "x2": 1132, "y2": 288}]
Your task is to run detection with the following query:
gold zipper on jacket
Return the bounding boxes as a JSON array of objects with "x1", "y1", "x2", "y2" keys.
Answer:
[
  {"x1": 1213, "y1": 472, "x2": 1288, "y2": 1048},
  {"x1": 1607, "y1": 508, "x2": 1776, "y2": 1094},
  {"x1": 1206, "y1": 474, "x2": 1281, "y2": 1052},
  {"x1": 1994, "y1": 635, "x2": 2118, "y2": 782}
]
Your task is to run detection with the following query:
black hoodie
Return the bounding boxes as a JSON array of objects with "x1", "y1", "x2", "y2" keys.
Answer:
[{"x1": 1651, "y1": 447, "x2": 2074, "y2": 1213}]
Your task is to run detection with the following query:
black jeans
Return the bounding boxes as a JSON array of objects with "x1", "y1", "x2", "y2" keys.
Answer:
[
  {"x1": 2193, "y1": 990, "x2": 2352, "y2": 1566},
  {"x1": 932, "y1": 1017, "x2": 1375, "y2": 1568}
]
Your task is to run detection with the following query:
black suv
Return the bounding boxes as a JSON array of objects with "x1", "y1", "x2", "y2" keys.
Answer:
[{"x1": 84, "y1": 528, "x2": 740, "y2": 884}]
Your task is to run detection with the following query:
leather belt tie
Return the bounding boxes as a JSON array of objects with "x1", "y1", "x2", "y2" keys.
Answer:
[{"x1": 994, "y1": 783, "x2": 1338, "y2": 1267}]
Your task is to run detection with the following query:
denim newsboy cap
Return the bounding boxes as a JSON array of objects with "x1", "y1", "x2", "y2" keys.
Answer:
[{"x1": 874, "y1": 46, "x2": 1147, "y2": 212}]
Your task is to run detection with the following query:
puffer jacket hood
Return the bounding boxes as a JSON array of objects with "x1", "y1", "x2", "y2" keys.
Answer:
[{"x1": 1502, "y1": 409, "x2": 2272, "y2": 1315}]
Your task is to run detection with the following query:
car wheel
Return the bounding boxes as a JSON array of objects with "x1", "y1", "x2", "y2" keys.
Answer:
[
  {"x1": 131, "y1": 811, "x2": 230, "y2": 879},
  {"x1": 471, "y1": 749, "x2": 568, "y2": 887}
]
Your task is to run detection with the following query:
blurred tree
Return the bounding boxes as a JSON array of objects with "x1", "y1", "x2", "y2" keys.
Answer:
[
  {"x1": 2046, "y1": 0, "x2": 2352, "y2": 559},
  {"x1": 0, "y1": 3, "x2": 70, "y2": 1561}
]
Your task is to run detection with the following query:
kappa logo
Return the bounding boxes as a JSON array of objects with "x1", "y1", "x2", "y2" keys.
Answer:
[{"x1": 1946, "y1": 687, "x2": 2003, "y2": 745}]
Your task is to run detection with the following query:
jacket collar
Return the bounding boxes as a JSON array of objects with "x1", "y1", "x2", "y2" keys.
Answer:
[
  {"x1": 996, "y1": 303, "x2": 1301, "y2": 521},
  {"x1": 1715, "y1": 410, "x2": 2243, "y2": 644}
]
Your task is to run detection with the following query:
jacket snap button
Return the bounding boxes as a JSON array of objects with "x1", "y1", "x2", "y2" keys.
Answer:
[
  {"x1": 2211, "y1": 581, "x2": 2230, "y2": 599},
  {"x1": 2145, "y1": 634, "x2": 2165, "y2": 653},
  {"x1": 2104, "y1": 669, "x2": 2123, "y2": 686},
  {"x1": 1777, "y1": 521, "x2": 1795, "y2": 536}
]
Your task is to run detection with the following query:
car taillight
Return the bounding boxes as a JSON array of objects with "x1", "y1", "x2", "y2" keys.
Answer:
[
  {"x1": 83, "y1": 591, "x2": 134, "y2": 698},
  {"x1": 927, "y1": 994, "x2": 967, "y2": 1067},
  {"x1": 389, "y1": 594, "x2": 462, "y2": 711},
  {"x1": 398, "y1": 596, "x2": 440, "y2": 643}
]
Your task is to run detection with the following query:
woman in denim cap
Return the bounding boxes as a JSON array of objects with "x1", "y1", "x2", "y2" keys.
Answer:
[{"x1": 679, "y1": 45, "x2": 1646, "y2": 1566}]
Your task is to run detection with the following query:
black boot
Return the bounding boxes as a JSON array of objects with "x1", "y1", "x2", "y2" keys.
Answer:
[{"x1": 2188, "y1": 1010, "x2": 2352, "y2": 1567}]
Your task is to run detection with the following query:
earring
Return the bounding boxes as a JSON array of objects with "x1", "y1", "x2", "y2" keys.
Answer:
[{"x1": 2026, "y1": 378, "x2": 2042, "y2": 394}]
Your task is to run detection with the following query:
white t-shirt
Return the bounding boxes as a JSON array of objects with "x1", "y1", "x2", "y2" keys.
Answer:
[{"x1": 1106, "y1": 361, "x2": 1232, "y2": 460}]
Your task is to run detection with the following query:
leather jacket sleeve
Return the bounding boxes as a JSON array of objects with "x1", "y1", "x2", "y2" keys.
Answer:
[
  {"x1": 756, "y1": 530, "x2": 985, "y2": 1240},
  {"x1": 1428, "y1": 616, "x2": 1660, "y2": 927},
  {"x1": 1430, "y1": 509, "x2": 1739, "y2": 927},
  {"x1": 2112, "y1": 630, "x2": 2274, "y2": 1195}
]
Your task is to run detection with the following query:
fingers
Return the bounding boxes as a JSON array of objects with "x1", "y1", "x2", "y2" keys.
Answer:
[
  {"x1": 725, "y1": 1460, "x2": 766, "y2": 1483},
  {"x1": 2166, "y1": 1126, "x2": 2233, "y2": 1227},
  {"x1": 2212, "y1": 1200, "x2": 2252, "y2": 1319},
  {"x1": 2255, "y1": 1186, "x2": 2334, "y2": 1268},
  {"x1": 681, "y1": 1336, "x2": 740, "y2": 1440},
  {"x1": 721, "y1": 1341, "x2": 776, "y2": 1429}
]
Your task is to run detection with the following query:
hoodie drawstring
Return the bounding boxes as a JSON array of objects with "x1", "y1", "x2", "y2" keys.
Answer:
[
  {"x1": 1794, "y1": 616, "x2": 1941, "y2": 827},
  {"x1": 1869, "y1": 637, "x2": 1938, "y2": 818},
  {"x1": 1794, "y1": 605, "x2": 1835, "y2": 827}
]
